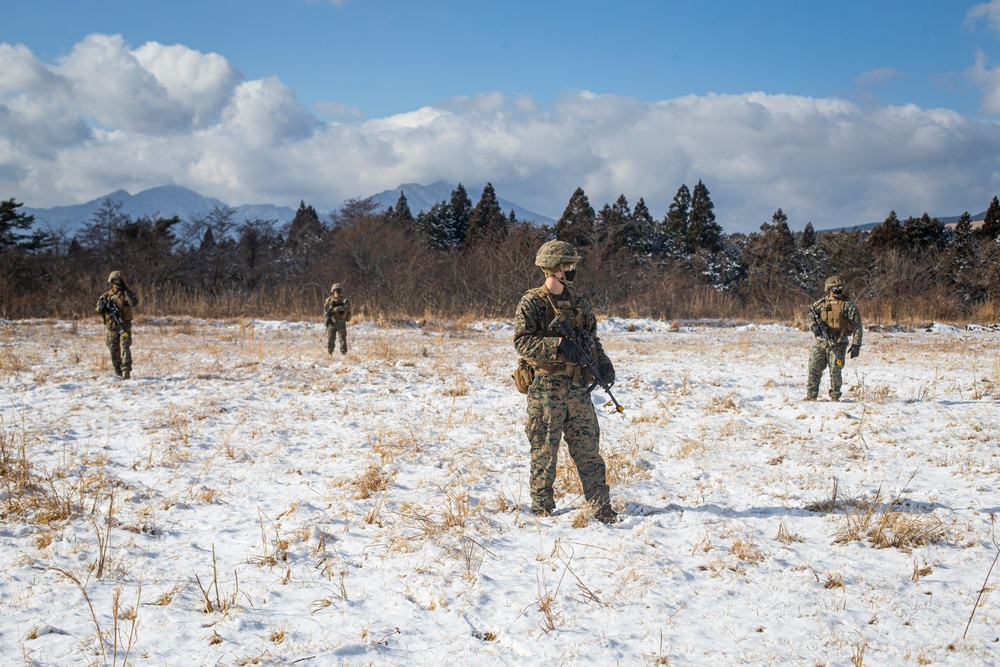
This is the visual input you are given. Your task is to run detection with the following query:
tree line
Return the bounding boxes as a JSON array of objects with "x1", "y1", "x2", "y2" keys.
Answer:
[{"x1": 2, "y1": 182, "x2": 999, "y2": 325}]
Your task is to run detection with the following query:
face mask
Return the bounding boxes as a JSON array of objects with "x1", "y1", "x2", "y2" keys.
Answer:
[
  {"x1": 831, "y1": 286, "x2": 843, "y2": 296},
  {"x1": 562, "y1": 269, "x2": 576, "y2": 284}
]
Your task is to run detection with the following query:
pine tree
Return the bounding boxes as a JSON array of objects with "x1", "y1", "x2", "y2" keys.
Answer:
[
  {"x1": 448, "y1": 184, "x2": 473, "y2": 248},
  {"x1": 800, "y1": 222, "x2": 817, "y2": 249},
  {"x1": 867, "y1": 210, "x2": 906, "y2": 253},
  {"x1": 0, "y1": 198, "x2": 38, "y2": 250},
  {"x1": 976, "y1": 196, "x2": 1000, "y2": 240},
  {"x1": 416, "y1": 201, "x2": 454, "y2": 251},
  {"x1": 629, "y1": 198, "x2": 655, "y2": 251},
  {"x1": 687, "y1": 180, "x2": 723, "y2": 252},
  {"x1": 466, "y1": 182, "x2": 508, "y2": 244},
  {"x1": 386, "y1": 191, "x2": 415, "y2": 235},
  {"x1": 555, "y1": 187, "x2": 596, "y2": 247},
  {"x1": 600, "y1": 194, "x2": 631, "y2": 251},
  {"x1": 662, "y1": 184, "x2": 691, "y2": 256},
  {"x1": 288, "y1": 200, "x2": 325, "y2": 245}
]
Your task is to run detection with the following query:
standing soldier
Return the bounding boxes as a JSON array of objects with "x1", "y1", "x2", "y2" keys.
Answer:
[
  {"x1": 96, "y1": 270, "x2": 139, "y2": 379},
  {"x1": 514, "y1": 240, "x2": 619, "y2": 523},
  {"x1": 806, "y1": 275, "x2": 863, "y2": 401},
  {"x1": 323, "y1": 283, "x2": 352, "y2": 354}
]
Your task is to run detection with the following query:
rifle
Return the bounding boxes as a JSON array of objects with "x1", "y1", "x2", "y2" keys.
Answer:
[
  {"x1": 99, "y1": 298, "x2": 129, "y2": 338},
  {"x1": 548, "y1": 313, "x2": 624, "y2": 414},
  {"x1": 808, "y1": 306, "x2": 842, "y2": 367}
]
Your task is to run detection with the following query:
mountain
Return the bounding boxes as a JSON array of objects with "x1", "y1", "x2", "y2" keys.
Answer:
[
  {"x1": 23, "y1": 181, "x2": 555, "y2": 236},
  {"x1": 367, "y1": 181, "x2": 556, "y2": 224},
  {"x1": 24, "y1": 185, "x2": 296, "y2": 233}
]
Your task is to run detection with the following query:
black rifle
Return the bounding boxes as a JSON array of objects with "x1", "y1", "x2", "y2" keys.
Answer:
[
  {"x1": 549, "y1": 313, "x2": 624, "y2": 414},
  {"x1": 99, "y1": 298, "x2": 129, "y2": 338},
  {"x1": 808, "y1": 306, "x2": 842, "y2": 367}
]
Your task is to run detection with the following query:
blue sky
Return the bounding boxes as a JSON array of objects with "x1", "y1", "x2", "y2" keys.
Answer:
[{"x1": 5, "y1": 0, "x2": 1000, "y2": 231}]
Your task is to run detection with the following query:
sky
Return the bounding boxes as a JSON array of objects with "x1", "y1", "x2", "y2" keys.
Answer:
[{"x1": 4, "y1": 0, "x2": 1000, "y2": 231}]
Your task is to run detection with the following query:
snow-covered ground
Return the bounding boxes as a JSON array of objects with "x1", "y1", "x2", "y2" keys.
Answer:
[{"x1": 1, "y1": 317, "x2": 999, "y2": 665}]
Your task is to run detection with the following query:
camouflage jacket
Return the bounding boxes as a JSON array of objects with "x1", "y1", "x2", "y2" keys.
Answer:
[
  {"x1": 95, "y1": 287, "x2": 139, "y2": 325},
  {"x1": 324, "y1": 295, "x2": 352, "y2": 322},
  {"x1": 808, "y1": 295, "x2": 862, "y2": 347},
  {"x1": 514, "y1": 284, "x2": 610, "y2": 372}
]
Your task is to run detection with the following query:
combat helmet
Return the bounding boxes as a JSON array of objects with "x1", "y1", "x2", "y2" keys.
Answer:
[
  {"x1": 824, "y1": 275, "x2": 845, "y2": 291},
  {"x1": 108, "y1": 270, "x2": 124, "y2": 283},
  {"x1": 330, "y1": 283, "x2": 343, "y2": 293},
  {"x1": 534, "y1": 240, "x2": 580, "y2": 275}
]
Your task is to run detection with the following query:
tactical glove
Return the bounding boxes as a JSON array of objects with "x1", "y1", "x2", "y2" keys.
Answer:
[
  {"x1": 810, "y1": 323, "x2": 823, "y2": 337},
  {"x1": 599, "y1": 360, "x2": 615, "y2": 386},
  {"x1": 557, "y1": 337, "x2": 584, "y2": 364},
  {"x1": 849, "y1": 344, "x2": 860, "y2": 359}
]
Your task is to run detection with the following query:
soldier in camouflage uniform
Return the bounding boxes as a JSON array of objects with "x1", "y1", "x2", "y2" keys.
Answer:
[
  {"x1": 514, "y1": 240, "x2": 619, "y2": 523},
  {"x1": 806, "y1": 275, "x2": 863, "y2": 401},
  {"x1": 96, "y1": 270, "x2": 140, "y2": 379},
  {"x1": 323, "y1": 283, "x2": 352, "y2": 354}
]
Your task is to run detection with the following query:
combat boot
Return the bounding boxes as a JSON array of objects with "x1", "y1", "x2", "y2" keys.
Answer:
[
  {"x1": 803, "y1": 393, "x2": 817, "y2": 402},
  {"x1": 114, "y1": 367, "x2": 123, "y2": 378},
  {"x1": 122, "y1": 370, "x2": 131, "y2": 380},
  {"x1": 595, "y1": 504, "x2": 620, "y2": 524}
]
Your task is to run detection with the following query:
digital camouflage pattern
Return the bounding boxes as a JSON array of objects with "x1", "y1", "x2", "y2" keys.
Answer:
[
  {"x1": 514, "y1": 284, "x2": 613, "y2": 515},
  {"x1": 806, "y1": 294, "x2": 862, "y2": 400},
  {"x1": 323, "y1": 292, "x2": 352, "y2": 354},
  {"x1": 96, "y1": 283, "x2": 139, "y2": 377}
]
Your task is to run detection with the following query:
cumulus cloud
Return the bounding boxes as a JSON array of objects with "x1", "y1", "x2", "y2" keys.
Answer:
[
  {"x1": 965, "y1": 49, "x2": 1000, "y2": 114},
  {"x1": 4, "y1": 35, "x2": 1000, "y2": 232}
]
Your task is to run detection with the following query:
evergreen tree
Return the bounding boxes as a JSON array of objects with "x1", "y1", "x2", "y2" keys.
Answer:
[
  {"x1": 977, "y1": 196, "x2": 1000, "y2": 241},
  {"x1": 466, "y1": 182, "x2": 509, "y2": 244},
  {"x1": 287, "y1": 200, "x2": 325, "y2": 245},
  {"x1": 0, "y1": 198, "x2": 38, "y2": 250},
  {"x1": 662, "y1": 184, "x2": 691, "y2": 256},
  {"x1": 600, "y1": 194, "x2": 631, "y2": 251},
  {"x1": 800, "y1": 222, "x2": 817, "y2": 249},
  {"x1": 904, "y1": 213, "x2": 947, "y2": 250},
  {"x1": 448, "y1": 183, "x2": 473, "y2": 248},
  {"x1": 555, "y1": 187, "x2": 597, "y2": 247},
  {"x1": 386, "y1": 191, "x2": 415, "y2": 235},
  {"x1": 687, "y1": 180, "x2": 723, "y2": 252},
  {"x1": 629, "y1": 197, "x2": 655, "y2": 251},
  {"x1": 867, "y1": 210, "x2": 906, "y2": 253},
  {"x1": 416, "y1": 201, "x2": 454, "y2": 251}
]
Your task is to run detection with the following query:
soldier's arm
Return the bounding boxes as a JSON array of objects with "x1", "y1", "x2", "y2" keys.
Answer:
[
  {"x1": 343, "y1": 298, "x2": 352, "y2": 319},
  {"x1": 580, "y1": 298, "x2": 611, "y2": 365},
  {"x1": 513, "y1": 293, "x2": 559, "y2": 360},
  {"x1": 848, "y1": 301, "x2": 863, "y2": 347},
  {"x1": 124, "y1": 290, "x2": 139, "y2": 307}
]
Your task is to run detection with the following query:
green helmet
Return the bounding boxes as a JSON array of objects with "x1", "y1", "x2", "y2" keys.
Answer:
[
  {"x1": 824, "y1": 275, "x2": 844, "y2": 291},
  {"x1": 330, "y1": 283, "x2": 343, "y2": 293},
  {"x1": 534, "y1": 240, "x2": 580, "y2": 270}
]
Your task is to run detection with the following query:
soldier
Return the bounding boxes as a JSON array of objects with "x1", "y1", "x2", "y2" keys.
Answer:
[
  {"x1": 806, "y1": 275, "x2": 863, "y2": 401},
  {"x1": 323, "y1": 283, "x2": 352, "y2": 354},
  {"x1": 514, "y1": 240, "x2": 619, "y2": 523},
  {"x1": 96, "y1": 270, "x2": 139, "y2": 379}
]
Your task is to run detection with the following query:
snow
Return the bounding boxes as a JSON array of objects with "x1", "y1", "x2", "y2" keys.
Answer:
[{"x1": 1, "y1": 318, "x2": 999, "y2": 665}]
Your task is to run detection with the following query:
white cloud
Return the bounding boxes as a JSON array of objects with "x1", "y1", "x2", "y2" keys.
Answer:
[
  {"x1": 965, "y1": 49, "x2": 1000, "y2": 114},
  {"x1": 5, "y1": 35, "x2": 1000, "y2": 232},
  {"x1": 967, "y1": 0, "x2": 1000, "y2": 31}
]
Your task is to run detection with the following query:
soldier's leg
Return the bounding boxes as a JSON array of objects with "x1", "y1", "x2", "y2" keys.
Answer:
[
  {"x1": 563, "y1": 389, "x2": 611, "y2": 509},
  {"x1": 806, "y1": 342, "x2": 827, "y2": 399},
  {"x1": 326, "y1": 325, "x2": 336, "y2": 354},
  {"x1": 337, "y1": 321, "x2": 347, "y2": 353},
  {"x1": 120, "y1": 323, "x2": 133, "y2": 378},
  {"x1": 524, "y1": 374, "x2": 567, "y2": 514},
  {"x1": 828, "y1": 344, "x2": 846, "y2": 400},
  {"x1": 106, "y1": 330, "x2": 122, "y2": 376}
]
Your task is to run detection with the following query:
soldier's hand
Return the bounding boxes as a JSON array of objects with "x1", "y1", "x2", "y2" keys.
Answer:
[
  {"x1": 599, "y1": 360, "x2": 615, "y2": 386},
  {"x1": 810, "y1": 323, "x2": 823, "y2": 337},
  {"x1": 557, "y1": 337, "x2": 583, "y2": 364},
  {"x1": 849, "y1": 344, "x2": 861, "y2": 359}
]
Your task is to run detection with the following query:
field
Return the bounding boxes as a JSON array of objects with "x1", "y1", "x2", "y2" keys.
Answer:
[{"x1": 1, "y1": 316, "x2": 999, "y2": 666}]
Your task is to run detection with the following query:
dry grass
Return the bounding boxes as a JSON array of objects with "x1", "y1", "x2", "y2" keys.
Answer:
[{"x1": 833, "y1": 488, "x2": 951, "y2": 551}]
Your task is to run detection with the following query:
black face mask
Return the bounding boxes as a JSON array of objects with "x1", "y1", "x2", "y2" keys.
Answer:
[
  {"x1": 562, "y1": 269, "x2": 576, "y2": 284},
  {"x1": 831, "y1": 286, "x2": 843, "y2": 296}
]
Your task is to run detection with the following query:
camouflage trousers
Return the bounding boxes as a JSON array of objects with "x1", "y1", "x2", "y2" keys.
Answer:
[
  {"x1": 524, "y1": 372, "x2": 611, "y2": 514},
  {"x1": 327, "y1": 321, "x2": 347, "y2": 354},
  {"x1": 106, "y1": 323, "x2": 133, "y2": 374},
  {"x1": 807, "y1": 338, "x2": 849, "y2": 399}
]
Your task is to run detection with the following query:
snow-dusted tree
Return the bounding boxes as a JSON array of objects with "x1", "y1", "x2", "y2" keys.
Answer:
[{"x1": 555, "y1": 187, "x2": 597, "y2": 247}]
